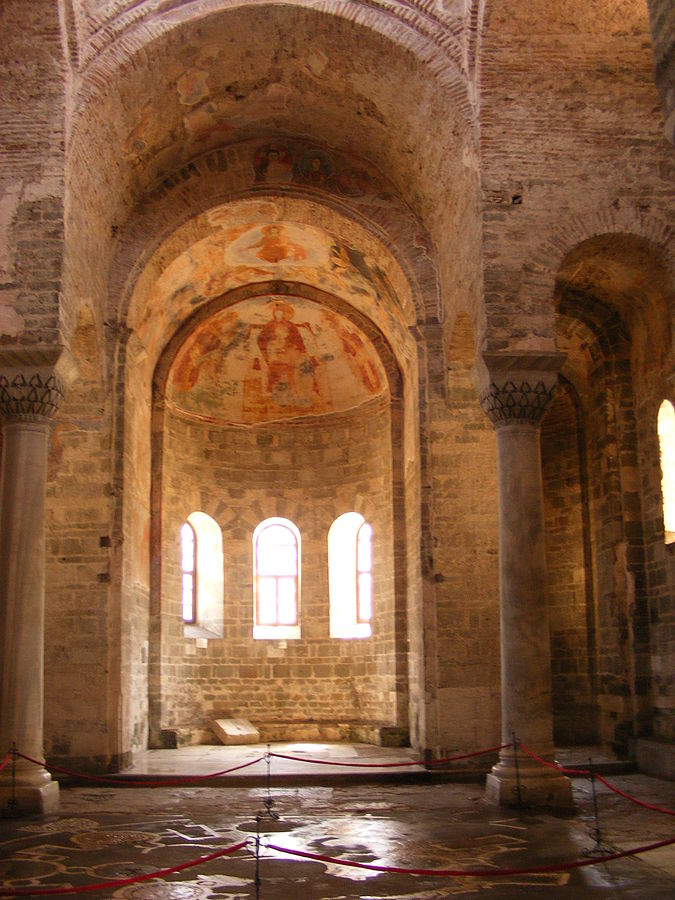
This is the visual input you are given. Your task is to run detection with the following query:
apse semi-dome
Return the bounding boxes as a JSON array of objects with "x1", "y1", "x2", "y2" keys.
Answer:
[{"x1": 166, "y1": 295, "x2": 388, "y2": 425}]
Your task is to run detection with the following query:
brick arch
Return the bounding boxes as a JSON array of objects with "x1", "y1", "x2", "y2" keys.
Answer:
[
  {"x1": 109, "y1": 138, "x2": 441, "y2": 333},
  {"x1": 70, "y1": 0, "x2": 472, "y2": 110},
  {"x1": 523, "y1": 204, "x2": 675, "y2": 315},
  {"x1": 147, "y1": 279, "x2": 416, "y2": 746},
  {"x1": 152, "y1": 280, "x2": 404, "y2": 404}
]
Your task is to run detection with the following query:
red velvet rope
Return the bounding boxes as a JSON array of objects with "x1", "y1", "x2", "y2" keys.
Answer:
[
  {"x1": 595, "y1": 773, "x2": 675, "y2": 816},
  {"x1": 3, "y1": 743, "x2": 509, "y2": 783},
  {"x1": 7, "y1": 744, "x2": 674, "y2": 818},
  {"x1": 14, "y1": 751, "x2": 265, "y2": 786},
  {"x1": 0, "y1": 839, "x2": 250, "y2": 897},
  {"x1": 517, "y1": 742, "x2": 675, "y2": 816},
  {"x1": 269, "y1": 742, "x2": 510, "y2": 767},
  {"x1": 516, "y1": 742, "x2": 591, "y2": 776},
  {"x1": 266, "y1": 835, "x2": 675, "y2": 877}
]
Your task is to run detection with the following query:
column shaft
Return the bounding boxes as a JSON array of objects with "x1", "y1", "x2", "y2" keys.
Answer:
[
  {"x1": 0, "y1": 365, "x2": 64, "y2": 815},
  {"x1": 481, "y1": 352, "x2": 572, "y2": 808},
  {"x1": 0, "y1": 421, "x2": 50, "y2": 767},
  {"x1": 496, "y1": 423, "x2": 555, "y2": 753}
]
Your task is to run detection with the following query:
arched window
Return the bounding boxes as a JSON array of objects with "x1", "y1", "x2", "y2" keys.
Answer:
[
  {"x1": 180, "y1": 521, "x2": 197, "y2": 624},
  {"x1": 658, "y1": 399, "x2": 675, "y2": 544},
  {"x1": 253, "y1": 517, "x2": 301, "y2": 639},
  {"x1": 329, "y1": 512, "x2": 373, "y2": 639},
  {"x1": 181, "y1": 512, "x2": 224, "y2": 636}
]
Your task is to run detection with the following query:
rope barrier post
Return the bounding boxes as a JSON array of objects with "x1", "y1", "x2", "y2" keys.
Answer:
[
  {"x1": 264, "y1": 743, "x2": 277, "y2": 820},
  {"x1": 512, "y1": 732, "x2": 523, "y2": 808},
  {"x1": 254, "y1": 814, "x2": 262, "y2": 900},
  {"x1": 583, "y1": 757, "x2": 612, "y2": 857},
  {"x1": 6, "y1": 743, "x2": 19, "y2": 818}
]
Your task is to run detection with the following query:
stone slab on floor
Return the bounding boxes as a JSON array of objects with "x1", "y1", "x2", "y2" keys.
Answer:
[{"x1": 213, "y1": 718, "x2": 260, "y2": 745}]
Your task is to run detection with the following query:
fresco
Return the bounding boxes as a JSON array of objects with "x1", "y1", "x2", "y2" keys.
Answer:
[
  {"x1": 134, "y1": 216, "x2": 411, "y2": 367},
  {"x1": 166, "y1": 297, "x2": 387, "y2": 424},
  {"x1": 252, "y1": 141, "x2": 370, "y2": 196}
]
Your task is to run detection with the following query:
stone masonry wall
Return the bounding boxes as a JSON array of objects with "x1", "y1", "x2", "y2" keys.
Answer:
[
  {"x1": 0, "y1": 1, "x2": 66, "y2": 351},
  {"x1": 631, "y1": 296, "x2": 675, "y2": 743},
  {"x1": 44, "y1": 311, "x2": 115, "y2": 765},
  {"x1": 421, "y1": 324, "x2": 501, "y2": 757},
  {"x1": 480, "y1": 1, "x2": 674, "y2": 347},
  {"x1": 542, "y1": 386, "x2": 597, "y2": 745},
  {"x1": 155, "y1": 396, "x2": 400, "y2": 744},
  {"x1": 584, "y1": 348, "x2": 651, "y2": 752}
]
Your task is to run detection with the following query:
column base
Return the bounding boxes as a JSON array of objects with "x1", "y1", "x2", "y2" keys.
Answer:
[
  {"x1": 0, "y1": 780, "x2": 59, "y2": 817},
  {"x1": 486, "y1": 763, "x2": 573, "y2": 809}
]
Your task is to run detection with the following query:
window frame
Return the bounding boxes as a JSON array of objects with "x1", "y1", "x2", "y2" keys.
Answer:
[
  {"x1": 658, "y1": 399, "x2": 675, "y2": 545},
  {"x1": 252, "y1": 517, "x2": 301, "y2": 640},
  {"x1": 328, "y1": 512, "x2": 373, "y2": 639},
  {"x1": 356, "y1": 520, "x2": 373, "y2": 626},
  {"x1": 180, "y1": 520, "x2": 198, "y2": 625}
]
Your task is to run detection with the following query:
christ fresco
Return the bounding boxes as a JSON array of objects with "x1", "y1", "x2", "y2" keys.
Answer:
[
  {"x1": 166, "y1": 297, "x2": 387, "y2": 425},
  {"x1": 243, "y1": 300, "x2": 327, "y2": 419}
]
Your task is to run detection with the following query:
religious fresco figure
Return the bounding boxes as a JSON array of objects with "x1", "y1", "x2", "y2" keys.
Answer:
[
  {"x1": 323, "y1": 309, "x2": 384, "y2": 395},
  {"x1": 253, "y1": 143, "x2": 293, "y2": 183},
  {"x1": 242, "y1": 224, "x2": 308, "y2": 264},
  {"x1": 336, "y1": 166, "x2": 371, "y2": 197},
  {"x1": 245, "y1": 301, "x2": 326, "y2": 414},
  {"x1": 299, "y1": 150, "x2": 333, "y2": 186},
  {"x1": 329, "y1": 239, "x2": 398, "y2": 308},
  {"x1": 168, "y1": 300, "x2": 383, "y2": 426}
]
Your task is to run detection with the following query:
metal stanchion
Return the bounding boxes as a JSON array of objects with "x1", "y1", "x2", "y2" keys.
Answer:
[
  {"x1": 5, "y1": 743, "x2": 19, "y2": 818},
  {"x1": 512, "y1": 732, "x2": 524, "y2": 808},
  {"x1": 254, "y1": 815, "x2": 262, "y2": 900},
  {"x1": 584, "y1": 757, "x2": 614, "y2": 856},
  {"x1": 250, "y1": 744, "x2": 280, "y2": 897},
  {"x1": 264, "y1": 743, "x2": 277, "y2": 821}
]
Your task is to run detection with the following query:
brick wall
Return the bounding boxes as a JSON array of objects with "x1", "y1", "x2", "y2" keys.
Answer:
[
  {"x1": 152, "y1": 396, "x2": 402, "y2": 744},
  {"x1": 0, "y1": 0, "x2": 66, "y2": 349},
  {"x1": 420, "y1": 321, "x2": 501, "y2": 757},
  {"x1": 649, "y1": 0, "x2": 675, "y2": 142},
  {"x1": 44, "y1": 307, "x2": 115, "y2": 764},
  {"x1": 542, "y1": 383, "x2": 597, "y2": 745}
]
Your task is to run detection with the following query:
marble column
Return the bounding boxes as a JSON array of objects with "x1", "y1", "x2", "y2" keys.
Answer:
[
  {"x1": 480, "y1": 352, "x2": 573, "y2": 808},
  {"x1": 0, "y1": 366, "x2": 64, "y2": 815}
]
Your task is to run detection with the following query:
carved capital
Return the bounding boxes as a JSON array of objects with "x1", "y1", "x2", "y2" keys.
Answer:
[
  {"x1": 480, "y1": 378, "x2": 558, "y2": 425},
  {"x1": 479, "y1": 351, "x2": 565, "y2": 428},
  {"x1": 0, "y1": 370, "x2": 64, "y2": 422}
]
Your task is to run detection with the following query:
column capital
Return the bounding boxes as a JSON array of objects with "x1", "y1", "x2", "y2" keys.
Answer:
[
  {"x1": 479, "y1": 351, "x2": 565, "y2": 427},
  {"x1": 0, "y1": 347, "x2": 76, "y2": 423}
]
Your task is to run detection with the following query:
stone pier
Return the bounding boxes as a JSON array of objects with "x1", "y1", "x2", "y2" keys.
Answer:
[
  {"x1": 480, "y1": 352, "x2": 573, "y2": 809},
  {"x1": 0, "y1": 363, "x2": 67, "y2": 815}
]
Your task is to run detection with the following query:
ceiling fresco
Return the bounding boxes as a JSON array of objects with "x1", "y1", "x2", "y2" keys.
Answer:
[
  {"x1": 128, "y1": 199, "x2": 415, "y2": 371},
  {"x1": 166, "y1": 296, "x2": 387, "y2": 424}
]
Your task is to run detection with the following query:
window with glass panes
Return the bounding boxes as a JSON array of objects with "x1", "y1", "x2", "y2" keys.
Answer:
[
  {"x1": 180, "y1": 521, "x2": 197, "y2": 624},
  {"x1": 356, "y1": 521, "x2": 373, "y2": 624},
  {"x1": 254, "y1": 520, "x2": 299, "y2": 626}
]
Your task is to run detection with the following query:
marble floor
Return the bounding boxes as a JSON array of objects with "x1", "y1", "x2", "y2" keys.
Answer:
[{"x1": 0, "y1": 744, "x2": 673, "y2": 898}]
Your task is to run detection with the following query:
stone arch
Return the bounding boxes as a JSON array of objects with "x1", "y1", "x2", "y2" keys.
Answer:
[
  {"x1": 62, "y1": 1, "x2": 482, "y2": 358},
  {"x1": 69, "y1": 1, "x2": 473, "y2": 105},
  {"x1": 547, "y1": 227, "x2": 673, "y2": 750},
  {"x1": 147, "y1": 279, "x2": 417, "y2": 747},
  {"x1": 523, "y1": 205, "x2": 675, "y2": 340},
  {"x1": 109, "y1": 139, "x2": 441, "y2": 332},
  {"x1": 110, "y1": 151, "x2": 426, "y2": 749}
]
